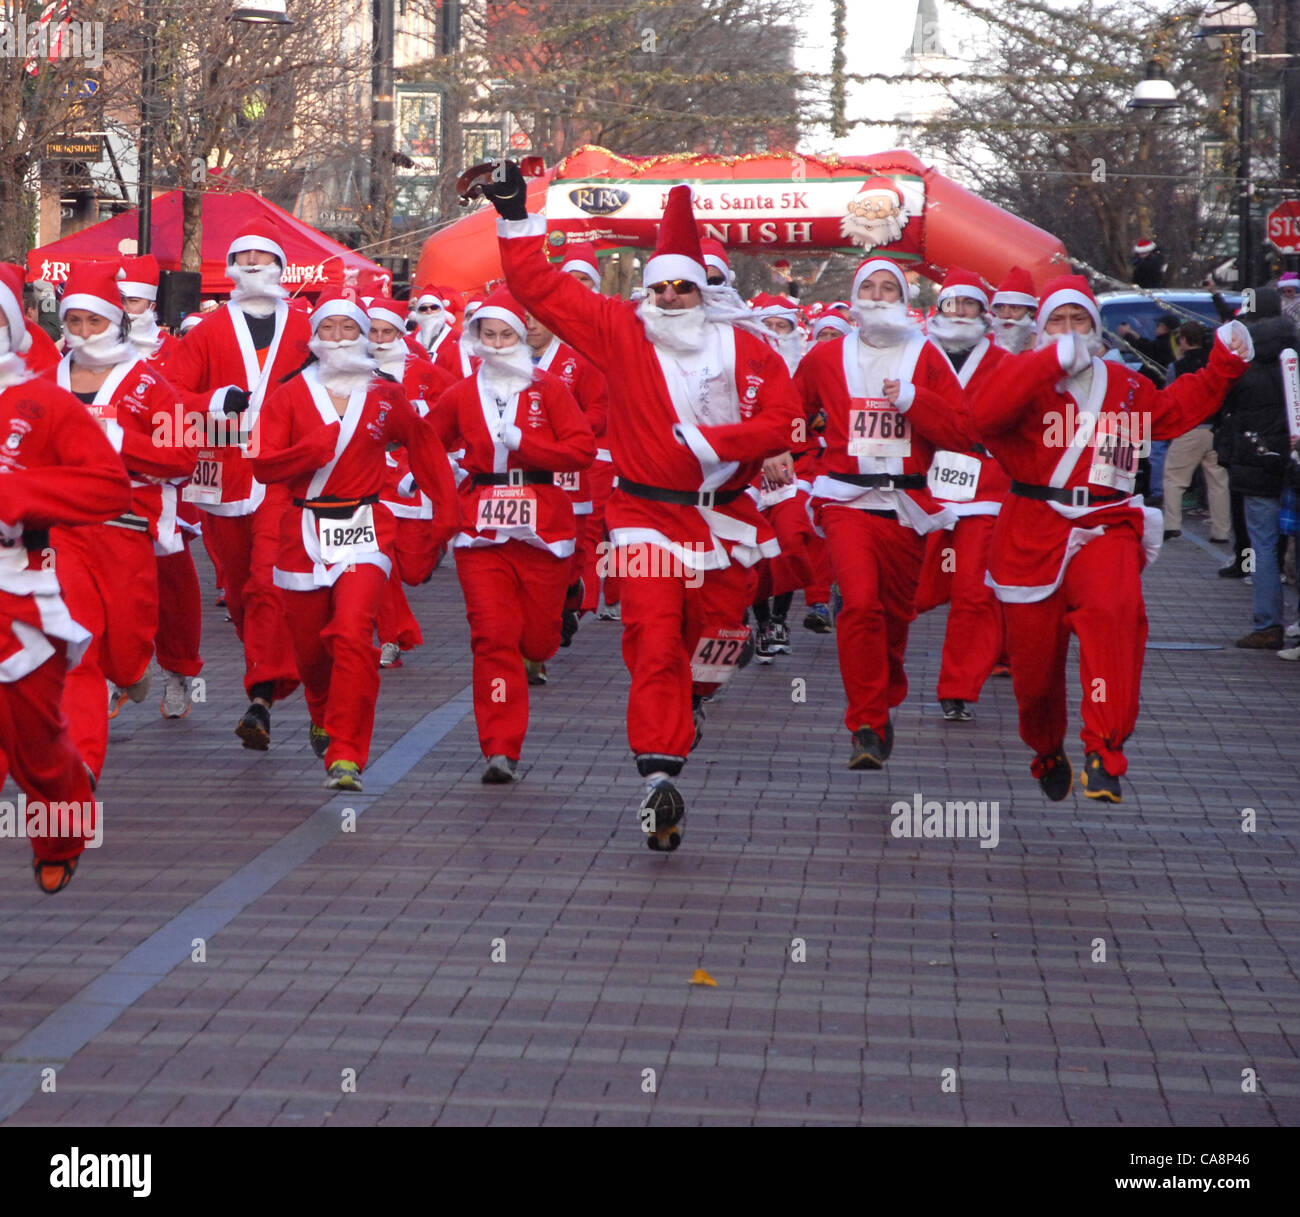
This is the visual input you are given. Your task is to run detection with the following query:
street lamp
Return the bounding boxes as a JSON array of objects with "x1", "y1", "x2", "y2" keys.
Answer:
[
  {"x1": 232, "y1": 1, "x2": 293, "y2": 23},
  {"x1": 1128, "y1": 61, "x2": 1182, "y2": 110}
]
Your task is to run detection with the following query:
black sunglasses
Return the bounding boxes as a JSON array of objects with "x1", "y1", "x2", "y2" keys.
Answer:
[{"x1": 649, "y1": 279, "x2": 700, "y2": 296}]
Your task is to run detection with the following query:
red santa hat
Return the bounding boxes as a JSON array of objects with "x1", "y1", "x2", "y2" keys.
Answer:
[
  {"x1": 750, "y1": 291, "x2": 802, "y2": 324},
  {"x1": 227, "y1": 217, "x2": 287, "y2": 268},
  {"x1": 1133, "y1": 238, "x2": 1157, "y2": 257},
  {"x1": 699, "y1": 237, "x2": 732, "y2": 282},
  {"x1": 643, "y1": 185, "x2": 708, "y2": 292},
  {"x1": 310, "y1": 286, "x2": 370, "y2": 335},
  {"x1": 991, "y1": 266, "x2": 1038, "y2": 310},
  {"x1": 937, "y1": 267, "x2": 991, "y2": 311},
  {"x1": 0, "y1": 262, "x2": 32, "y2": 355},
  {"x1": 179, "y1": 313, "x2": 203, "y2": 336},
  {"x1": 59, "y1": 261, "x2": 125, "y2": 324},
  {"x1": 1036, "y1": 274, "x2": 1100, "y2": 337},
  {"x1": 470, "y1": 286, "x2": 527, "y2": 341},
  {"x1": 811, "y1": 315, "x2": 852, "y2": 340},
  {"x1": 117, "y1": 254, "x2": 161, "y2": 302},
  {"x1": 851, "y1": 257, "x2": 908, "y2": 302},
  {"x1": 412, "y1": 285, "x2": 452, "y2": 312},
  {"x1": 366, "y1": 297, "x2": 407, "y2": 332},
  {"x1": 559, "y1": 241, "x2": 601, "y2": 286}
]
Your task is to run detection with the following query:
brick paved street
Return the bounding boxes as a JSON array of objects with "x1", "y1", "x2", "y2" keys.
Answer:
[{"x1": 0, "y1": 520, "x2": 1296, "y2": 1127}]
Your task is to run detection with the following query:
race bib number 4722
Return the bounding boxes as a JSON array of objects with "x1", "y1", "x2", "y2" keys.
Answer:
[
  {"x1": 689, "y1": 627, "x2": 751, "y2": 684},
  {"x1": 475, "y1": 486, "x2": 537, "y2": 532},
  {"x1": 847, "y1": 397, "x2": 911, "y2": 458}
]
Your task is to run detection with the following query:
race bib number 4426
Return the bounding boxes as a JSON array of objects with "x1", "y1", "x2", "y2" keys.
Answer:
[
  {"x1": 476, "y1": 485, "x2": 537, "y2": 532},
  {"x1": 847, "y1": 397, "x2": 911, "y2": 458}
]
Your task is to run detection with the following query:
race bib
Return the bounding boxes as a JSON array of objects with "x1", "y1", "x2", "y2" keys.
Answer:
[
  {"x1": 847, "y1": 397, "x2": 911, "y2": 458},
  {"x1": 689, "y1": 627, "x2": 751, "y2": 684},
  {"x1": 318, "y1": 504, "x2": 379, "y2": 565},
  {"x1": 475, "y1": 485, "x2": 538, "y2": 532},
  {"x1": 927, "y1": 450, "x2": 981, "y2": 503},
  {"x1": 553, "y1": 471, "x2": 581, "y2": 492},
  {"x1": 182, "y1": 454, "x2": 223, "y2": 504},
  {"x1": 757, "y1": 477, "x2": 799, "y2": 510},
  {"x1": 1089, "y1": 417, "x2": 1138, "y2": 493}
]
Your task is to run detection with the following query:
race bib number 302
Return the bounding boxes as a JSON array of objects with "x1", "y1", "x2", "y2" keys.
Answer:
[
  {"x1": 1089, "y1": 417, "x2": 1138, "y2": 493},
  {"x1": 847, "y1": 397, "x2": 911, "y2": 458},
  {"x1": 689, "y1": 627, "x2": 751, "y2": 684},
  {"x1": 476, "y1": 485, "x2": 538, "y2": 532},
  {"x1": 319, "y1": 504, "x2": 379, "y2": 564},
  {"x1": 182, "y1": 454, "x2": 223, "y2": 504}
]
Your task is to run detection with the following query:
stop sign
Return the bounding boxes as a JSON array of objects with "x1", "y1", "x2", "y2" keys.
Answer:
[{"x1": 1267, "y1": 201, "x2": 1300, "y2": 254}]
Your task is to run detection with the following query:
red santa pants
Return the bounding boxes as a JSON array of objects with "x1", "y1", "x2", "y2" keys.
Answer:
[
  {"x1": 0, "y1": 644, "x2": 97, "y2": 864},
  {"x1": 202, "y1": 492, "x2": 299, "y2": 701},
  {"x1": 283, "y1": 562, "x2": 389, "y2": 770},
  {"x1": 455, "y1": 540, "x2": 569, "y2": 760},
  {"x1": 566, "y1": 513, "x2": 589, "y2": 610},
  {"x1": 1001, "y1": 528, "x2": 1147, "y2": 777},
  {"x1": 376, "y1": 516, "x2": 443, "y2": 651},
  {"x1": 154, "y1": 540, "x2": 204, "y2": 678},
  {"x1": 617, "y1": 548, "x2": 752, "y2": 761},
  {"x1": 54, "y1": 524, "x2": 157, "y2": 781},
  {"x1": 820, "y1": 506, "x2": 925, "y2": 736},
  {"x1": 913, "y1": 514, "x2": 1005, "y2": 702},
  {"x1": 377, "y1": 570, "x2": 423, "y2": 652},
  {"x1": 583, "y1": 460, "x2": 618, "y2": 612}
]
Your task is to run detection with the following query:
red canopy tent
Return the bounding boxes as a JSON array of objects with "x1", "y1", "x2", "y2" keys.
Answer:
[{"x1": 26, "y1": 190, "x2": 391, "y2": 297}]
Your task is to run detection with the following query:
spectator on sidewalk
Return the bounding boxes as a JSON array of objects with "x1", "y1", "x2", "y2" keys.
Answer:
[
  {"x1": 1214, "y1": 289, "x2": 1299, "y2": 649},
  {"x1": 1161, "y1": 322, "x2": 1231, "y2": 542}
]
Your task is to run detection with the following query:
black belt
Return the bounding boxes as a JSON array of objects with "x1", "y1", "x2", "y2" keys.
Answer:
[
  {"x1": 617, "y1": 479, "x2": 745, "y2": 509},
  {"x1": 1010, "y1": 481, "x2": 1128, "y2": 508},
  {"x1": 24, "y1": 528, "x2": 49, "y2": 551},
  {"x1": 293, "y1": 493, "x2": 380, "y2": 520},
  {"x1": 106, "y1": 514, "x2": 150, "y2": 534},
  {"x1": 471, "y1": 471, "x2": 555, "y2": 488},
  {"x1": 830, "y1": 472, "x2": 926, "y2": 490}
]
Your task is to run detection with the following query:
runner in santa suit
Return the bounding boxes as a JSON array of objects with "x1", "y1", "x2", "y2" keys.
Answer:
[
  {"x1": 911, "y1": 268, "x2": 1010, "y2": 723},
  {"x1": 971, "y1": 275, "x2": 1252, "y2": 802},
  {"x1": 795, "y1": 258, "x2": 973, "y2": 770},
  {"x1": 989, "y1": 266, "x2": 1039, "y2": 355},
  {"x1": 486, "y1": 166, "x2": 799, "y2": 848},
  {"x1": 163, "y1": 216, "x2": 307, "y2": 749},
  {"x1": 0, "y1": 265, "x2": 132, "y2": 892},
  {"x1": 249, "y1": 290, "x2": 458, "y2": 790},
  {"x1": 411, "y1": 287, "x2": 474, "y2": 380},
  {"x1": 44, "y1": 262, "x2": 195, "y2": 782},
  {"x1": 523, "y1": 304, "x2": 609, "y2": 663},
  {"x1": 24, "y1": 317, "x2": 62, "y2": 374},
  {"x1": 117, "y1": 254, "x2": 204, "y2": 717},
  {"x1": 369, "y1": 296, "x2": 457, "y2": 668},
  {"x1": 425, "y1": 288, "x2": 595, "y2": 782}
]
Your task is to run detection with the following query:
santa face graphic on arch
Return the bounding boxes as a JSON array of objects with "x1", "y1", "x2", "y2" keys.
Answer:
[{"x1": 840, "y1": 177, "x2": 909, "y2": 253}]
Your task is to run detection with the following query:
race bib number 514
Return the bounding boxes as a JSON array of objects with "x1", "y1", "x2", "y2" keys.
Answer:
[{"x1": 847, "y1": 397, "x2": 911, "y2": 458}]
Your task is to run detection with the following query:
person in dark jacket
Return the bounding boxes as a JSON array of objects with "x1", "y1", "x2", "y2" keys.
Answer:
[
  {"x1": 1214, "y1": 289, "x2": 1300, "y2": 648},
  {"x1": 1162, "y1": 322, "x2": 1231, "y2": 541}
]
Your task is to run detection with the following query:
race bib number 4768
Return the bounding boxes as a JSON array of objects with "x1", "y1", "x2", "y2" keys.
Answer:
[{"x1": 847, "y1": 397, "x2": 911, "y2": 458}]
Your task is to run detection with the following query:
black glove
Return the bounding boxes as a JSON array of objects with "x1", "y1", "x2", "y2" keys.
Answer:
[
  {"x1": 223, "y1": 387, "x2": 251, "y2": 416},
  {"x1": 480, "y1": 160, "x2": 528, "y2": 221}
]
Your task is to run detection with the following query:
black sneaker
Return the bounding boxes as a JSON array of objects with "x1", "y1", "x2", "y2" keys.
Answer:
[
  {"x1": 309, "y1": 724, "x2": 330, "y2": 759},
  {"x1": 1163, "y1": 529, "x2": 1181, "y2": 541},
  {"x1": 769, "y1": 619, "x2": 791, "y2": 653},
  {"x1": 482, "y1": 755, "x2": 518, "y2": 784},
  {"x1": 691, "y1": 695, "x2": 705, "y2": 753},
  {"x1": 848, "y1": 726, "x2": 885, "y2": 770},
  {"x1": 881, "y1": 717, "x2": 894, "y2": 760},
  {"x1": 235, "y1": 703, "x2": 271, "y2": 751},
  {"x1": 560, "y1": 609, "x2": 579, "y2": 647},
  {"x1": 1081, "y1": 752, "x2": 1122, "y2": 803},
  {"x1": 803, "y1": 603, "x2": 833, "y2": 634},
  {"x1": 1036, "y1": 750, "x2": 1072, "y2": 801},
  {"x1": 641, "y1": 780, "x2": 685, "y2": 851},
  {"x1": 1218, "y1": 561, "x2": 1247, "y2": 579},
  {"x1": 755, "y1": 625, "x2": 776, "y2": 664},
  {"x1": 940, "y1": 698, "x2": 973, "y2": 722}
]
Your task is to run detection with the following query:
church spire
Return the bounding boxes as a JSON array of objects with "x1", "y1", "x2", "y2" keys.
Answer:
[{"x1": 907, "y1": 0, "x2": 944, "y2": 59}]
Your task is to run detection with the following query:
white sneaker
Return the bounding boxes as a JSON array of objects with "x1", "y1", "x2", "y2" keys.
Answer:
[
  {"x1": 596, "y1": 604, "x2": 621, "y2": 621},
  {"x1": 160, "y1": 671, "x2": 190, "y2": 718},
  {"x1": 1285, "y1": 623, "x2": 1300, "y2": 641},
  {"x1": 379, "y1": 642, "x2": 402, "y2": 668},
  {"x1": 1278, "y1": 646, "x2": 1300, "y2": 661}
]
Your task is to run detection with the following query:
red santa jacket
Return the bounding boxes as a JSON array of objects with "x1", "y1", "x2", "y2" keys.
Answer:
[
  {"x1": 0, "y1": 374, "x2": 133, "y2": 680},
  {"x1": 534, "y1": 336, "x2": 608, "y2": 515},
  {"x1": 163, "y1": 302, "x2": 312, "y2": 516},
  {"x1": 139, "y1": 329, "x2": 182, "y2": 372},
  {"x1": 427, "y1": 365, "x2": 595, "y2": 559},
  {"x1": 49, "y1": 355, "x2": 196, "y2": 552},
  {"x1": 931, "y1": 336, "x2": 1011, "y2": 518},
  {"x1": 24, "y1": 322, "x2": 62, "y2": 374},
  {"x1": 249, "y1": 367, "x2": 458, "y2": 591},
  {"x1": 381, "y1": 357, "x2": 459, "y2": 521},
  {"x1": 795, "y1": 331, "x2": 974, "y2": 535},
  {"x1": 972, "y1": 333, "x2": 1250, "y2": 602},
  {"x1": 427, "y1": 324, "x2": 476, "y2": 380},
  {"x1": 498, "y1": 214, "x2": 799, "y2": 570},
  {"x1": 404, "y1": 333, "x2": 433, "y2": 363}
]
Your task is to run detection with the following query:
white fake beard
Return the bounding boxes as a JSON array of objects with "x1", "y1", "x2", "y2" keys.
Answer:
[
  {"x1": 636, "y1": 297, "x2": 708, "y2": 353},
  {"x1": 417, "y1": 311, "x2": 446, "y2": 346},
  {"x1": 469, "y1": 335, "x2": 535, "y2": 398},
  {"x1": 929, "y1": 312, "x2": 988, "y2": 354},
  {"x1": 65, "y1": 326, "x2": 137, "y2": 370},
  {"x1": 1035, "y1": 329, "x2": 1105, "y2": 359},
  {"x1": 840, "y1": 211, "x2": 905, "y2": 251},
  {"x1": 991, "y1": 316, "x2": 1036, "y2": 354},
  {"x1": 771, "y1": 328, "x2": 806, "y2": 374},
  {"x1": 0, "y1": 329, "x2": 29, "y2": 389},
  {"x1": 127, "y1": 307, "x2": 163, "y2": 356},
  {"x1": 369, "y1": 338, "x2": 407, "y2": 378},
  {"x1": 309, "y1": 336, "x2": 376, "y2": 396},
  {"x1": 851, "y1": 300, "x2": 920, "y2": 349},
  {"x1": 228, "y1": 264, "x2": 289, "y2": 317}
]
